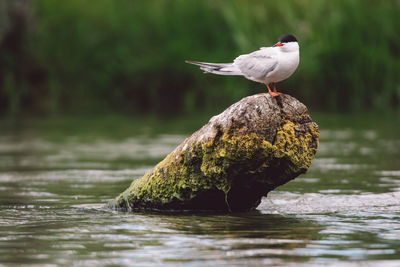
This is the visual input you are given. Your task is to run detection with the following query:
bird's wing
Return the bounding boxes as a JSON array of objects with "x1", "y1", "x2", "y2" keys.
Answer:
[
  {"x1": 234, "y1": 48, "x2": 278, "y2": 79},
  {"x1": 185, "y1": 61, "x2": 242, "y2": 75}
]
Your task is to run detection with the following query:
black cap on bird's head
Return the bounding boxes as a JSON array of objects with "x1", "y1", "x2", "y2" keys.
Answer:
[
  {"x1": 274, "y1": 34, "x2": 298, "y2": 47},
  {"x1": 278, "y1": 34, "x2": 298, "y2": 43}
]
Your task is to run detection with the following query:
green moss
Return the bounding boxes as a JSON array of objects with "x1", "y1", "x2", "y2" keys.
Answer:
[
  {"x1": 114, "y1": 119, "x2": 319, "y2": 211},
  {"x1": 273, "y1": 120, "x2": 319, "y2": 171}
]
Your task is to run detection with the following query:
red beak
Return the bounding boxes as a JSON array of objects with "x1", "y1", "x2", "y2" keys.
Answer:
[{"x1": 274, "y1": 42, "x2": 284, "y2": 47}]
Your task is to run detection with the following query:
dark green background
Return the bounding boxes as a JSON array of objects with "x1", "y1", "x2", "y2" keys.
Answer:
[{"x1": 1, "y1": 0, "x2": 399, "y2": 117}]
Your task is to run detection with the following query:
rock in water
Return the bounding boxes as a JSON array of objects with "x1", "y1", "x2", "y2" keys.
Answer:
[{"x1": 112, "y1": 93, "x2": 319, "y2": 212}]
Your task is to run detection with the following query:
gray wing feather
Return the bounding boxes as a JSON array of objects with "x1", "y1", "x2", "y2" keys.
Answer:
[
  {"x1": 234, "y1": 48, "x2": 278, "y2": 79},
  {"x1": 185, "y1": 60, "x2": 242, "y2": 76}
]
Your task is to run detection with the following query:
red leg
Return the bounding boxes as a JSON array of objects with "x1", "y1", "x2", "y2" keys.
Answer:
[
  {"x1": 273, "y1": 83, "x2": 281, "y2": 95},
  {"x1": 265, "y1": 83, "x2": 280, "y2": 97}
]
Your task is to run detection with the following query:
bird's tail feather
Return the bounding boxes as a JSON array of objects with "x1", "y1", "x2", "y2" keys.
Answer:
[{"x1": 185, "y1": 60, "x2": 242, "y2": 76}]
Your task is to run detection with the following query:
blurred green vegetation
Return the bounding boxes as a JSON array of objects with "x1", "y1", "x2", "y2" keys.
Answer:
[{"x1": 0, "y1": 0, "x2": 399, "y2": 117}]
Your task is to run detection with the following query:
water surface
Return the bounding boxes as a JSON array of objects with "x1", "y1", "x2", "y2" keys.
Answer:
[{"x1": 0, "y1": 113, "x2": 399, "y2": 266}]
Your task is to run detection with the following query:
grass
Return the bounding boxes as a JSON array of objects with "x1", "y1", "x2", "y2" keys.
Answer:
[{"x1": 0, "y1": 0, "x2": 399, "y2": 117}]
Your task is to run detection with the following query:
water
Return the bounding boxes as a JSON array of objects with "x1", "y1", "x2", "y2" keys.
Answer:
[{"x1": 0, "y1": 113, "x2": 399, "y2": 266}]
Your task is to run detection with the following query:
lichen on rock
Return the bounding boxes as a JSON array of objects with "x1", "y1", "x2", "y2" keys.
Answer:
[{"x1": 111, "y1": 93, "x2": 319, "y2": 212}]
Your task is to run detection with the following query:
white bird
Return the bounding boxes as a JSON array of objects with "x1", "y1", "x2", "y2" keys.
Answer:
[{"x1": 186, "y1": 34, "x2": 299, "y2": 96}]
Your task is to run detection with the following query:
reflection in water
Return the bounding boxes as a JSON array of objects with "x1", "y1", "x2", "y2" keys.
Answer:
[
  {"x1": 0, "y1": 203, "x2": 321, "y2": 265},
  {"x1": 0, "y1": 116, "x2": 399, "y2": 266}
]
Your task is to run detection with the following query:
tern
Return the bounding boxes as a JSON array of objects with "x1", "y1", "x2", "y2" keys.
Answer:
[{"x1": 186, "y1": 34, "x2": 299, "y2": 96}]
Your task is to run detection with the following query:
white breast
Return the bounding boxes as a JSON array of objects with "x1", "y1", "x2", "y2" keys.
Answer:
[{"x1": 265, "y1": 44, "x2": 299, "y2": 84}]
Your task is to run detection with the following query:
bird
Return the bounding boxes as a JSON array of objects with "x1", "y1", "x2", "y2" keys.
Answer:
[{"x1": 186, "y1": 34, "x2": 299, "y2": 97}]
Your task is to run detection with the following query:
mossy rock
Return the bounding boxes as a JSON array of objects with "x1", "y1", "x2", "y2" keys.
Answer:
[{"x1": 111, "y1": 93, "x2": 319, "y2": 212}]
